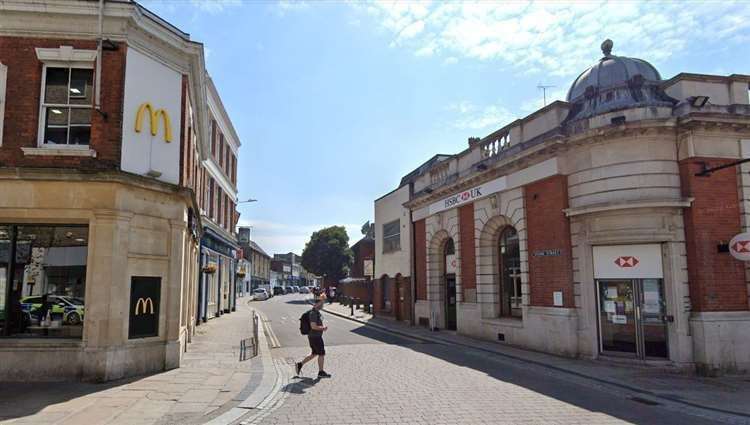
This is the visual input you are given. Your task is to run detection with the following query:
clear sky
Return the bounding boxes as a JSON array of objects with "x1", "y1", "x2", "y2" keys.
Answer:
[{"x1": 141, "y1": 0, "x2": 750, "y2": 255}]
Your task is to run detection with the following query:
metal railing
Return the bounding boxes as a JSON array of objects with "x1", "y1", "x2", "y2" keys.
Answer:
[{"x1": 239, "y1": 310, "x2": 259, "y2": 361}]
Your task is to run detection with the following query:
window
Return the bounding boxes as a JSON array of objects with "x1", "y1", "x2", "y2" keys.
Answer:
[
  {"x1": 382, "y1": 220, "x2": 401, "y2": 253},
  {"x1": 39, "y1": 67, "x2": 93, "y2": 146},
  {"x1": 499, "y1": 226, "x2": 522, "y2": 318},
  {"x1": 208, "y1": 178, "x2": 215, "y2": 219},
  {"x1": 0, "y1": 225, "x2": 88, "y2": 338},
  {"x1": 211, "y1": 120, "x2": 217, "y2": 155}
]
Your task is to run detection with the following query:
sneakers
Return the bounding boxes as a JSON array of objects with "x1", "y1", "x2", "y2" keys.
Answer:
[
  {"x1": 295, "y1": 362, "x2": 302, "y2": 376},
  {"x1": 317, "y1": 370, "x2": 332, "y2": 378}
]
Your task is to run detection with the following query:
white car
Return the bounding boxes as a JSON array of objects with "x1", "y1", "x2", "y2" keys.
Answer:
[{"x1": 252, "y1": 288, "x2": 269, "y2": 301}]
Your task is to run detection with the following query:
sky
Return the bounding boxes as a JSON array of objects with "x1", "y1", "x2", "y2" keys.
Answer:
[{"x1": 141, "y1": 0, "x2": 750, "y2": 255}]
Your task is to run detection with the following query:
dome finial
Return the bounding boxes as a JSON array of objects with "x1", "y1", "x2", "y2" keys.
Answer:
[{"x1": 601, "y1": 39, "x2": 613, "y2": 57}]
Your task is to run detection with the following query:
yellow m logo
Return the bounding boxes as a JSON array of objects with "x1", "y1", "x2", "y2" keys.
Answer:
[
  {"x1": 135, "y1": 102, "x2": 173, "y2": 142},
  {"x1": 134, "y1": 297, "x2": 155, "y2": 316}
]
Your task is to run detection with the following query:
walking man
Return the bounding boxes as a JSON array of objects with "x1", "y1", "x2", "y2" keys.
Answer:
[{"x1": 296, "y1": 295, "x2": 331, "y2": 378}]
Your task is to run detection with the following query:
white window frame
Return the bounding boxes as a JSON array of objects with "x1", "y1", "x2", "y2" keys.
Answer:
[
  {"x1": 0, "y1": 62, "x2": 6, "y2": 147},
  {"x1": 35, "y1": 46, "x2": 97, "y2": 150},
  {"x1": 382, "y1": 219, "x2": 401, "y2": 253}
]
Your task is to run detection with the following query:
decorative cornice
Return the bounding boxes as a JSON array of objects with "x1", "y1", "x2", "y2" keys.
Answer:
[
  {"x1": 563, "y1": 198, "x2": 694, "y2": 217},
  {"x1": 35, "y1": 45, "x2": 97, "y2": 63}
]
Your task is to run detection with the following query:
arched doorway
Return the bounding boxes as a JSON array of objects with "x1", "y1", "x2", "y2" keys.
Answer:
[
  {"x1": 394, "y1": 274, "x2": 403, "y2": 321},
  {"x1": 444, "y1": 238, "x2": 457, "y2": 330},
  {"x1": 498, "y1": 226, "x2": 522, "y2": 318}
]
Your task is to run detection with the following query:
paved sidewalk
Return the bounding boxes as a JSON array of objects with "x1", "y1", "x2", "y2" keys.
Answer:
[
  {"x1": 0, "y1": 299, "x2": 261, "y2": 425},
  {"x1": 323, "y1": 301, "x2": 750, "y2": 418}
]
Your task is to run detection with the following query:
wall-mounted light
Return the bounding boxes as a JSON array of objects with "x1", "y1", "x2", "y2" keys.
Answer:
[
  {"x1": 689, "y1": 96, "x2": 710, "y2": 107},
  {"x1": 476, "y1": 163, "x2": 488, "y2": 171}
]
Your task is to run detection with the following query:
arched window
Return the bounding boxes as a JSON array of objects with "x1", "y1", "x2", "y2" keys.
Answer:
[{"x1": 499, "y1": 227, "x2": 521, "y2": 318}]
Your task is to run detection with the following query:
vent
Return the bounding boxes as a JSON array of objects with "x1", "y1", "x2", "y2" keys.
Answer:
[
  {"x1": 497, "y1": 333, "x2": 505, "y2": 341},
  {"x1": 611, "y1": 116, "x2": 626, "y2": 125}
]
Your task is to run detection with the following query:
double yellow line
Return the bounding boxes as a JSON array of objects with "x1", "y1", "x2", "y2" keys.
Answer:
[{"x1": 259, "y1": 311, "x2": 281, "y2": 348}]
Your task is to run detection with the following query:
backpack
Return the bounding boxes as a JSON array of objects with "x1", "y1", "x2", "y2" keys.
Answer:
[{"x1": 299, "y1": 310, "x2": 312, "y2": 335}]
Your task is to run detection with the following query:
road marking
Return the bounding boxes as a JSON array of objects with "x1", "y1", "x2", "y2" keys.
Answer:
[{"x1": 258, "y1": 311, "x2": 281, "y2": 348}]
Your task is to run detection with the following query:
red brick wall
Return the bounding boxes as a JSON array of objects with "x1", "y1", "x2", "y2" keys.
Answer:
[
  {"x1": 414, "y1": 219, "x2": 427, "y2": 300},
  {"x1": 459, "y1": 204, "x2": 476, "y2": 298},
  {"x1": 680, "y1": 158, "x2": 748, "y2": 311},
  {"x1": 350, "y1": 239, "x2": 375, "y2": 278},
  {"x1": 525, "y1": 175, "x2": 574, "y2": 307},
  {"x1": 340, "y1": 281, "x2": 371, "y2": 302},
  {"x1": 0, "y1": 37, "x2": 125, "y2": 169}
]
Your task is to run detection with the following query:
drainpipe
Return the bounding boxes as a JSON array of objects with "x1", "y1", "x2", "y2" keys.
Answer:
[
  {"x1": 409, "y1": 182, "x2": 417, "y2": 326},
  {"x1": 94, "y1": 0, "x2": 103, "y2": 111}
]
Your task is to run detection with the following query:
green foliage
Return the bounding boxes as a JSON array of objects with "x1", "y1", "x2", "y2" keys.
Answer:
[{"x1": 301, "y1": 226, "x2": 353, "y2": 283}]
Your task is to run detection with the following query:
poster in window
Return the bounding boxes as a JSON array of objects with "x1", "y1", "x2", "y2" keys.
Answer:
[{"x1": 129, "y1": 276, "x2": 161, "y2": 339}]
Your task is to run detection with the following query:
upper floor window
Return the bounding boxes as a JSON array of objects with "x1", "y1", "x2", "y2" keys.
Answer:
[
  {"x1": 382, "y1": 220, "x2": 401, "y2": 253},
  {"x1": 39, "y1": 67, "x2": 93, "y2": 146}
]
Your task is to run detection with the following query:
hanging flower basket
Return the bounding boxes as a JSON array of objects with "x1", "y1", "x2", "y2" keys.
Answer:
[{"x1": 203, "y1": 264, "x2": 217, "y2": 274}]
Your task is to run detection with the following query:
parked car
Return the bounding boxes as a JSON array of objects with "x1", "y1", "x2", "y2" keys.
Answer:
[
  {"x1": 284, "y1": 286, "x2": 294, "y2": 294},
  {"x1": 272, "y1": 287, "x2": 285, "y2": 296},
  {"x1": 252, "y1": 288, "x2": 269, "y2": 301},
  {"x1": 20, "y1": 295, "x2": 84, "y2": 325},
  {"x1": 292, "y1": 286, "x2": 300, "y2": 293},
  {"x1": 299, "y1": 286, "x2": 310, "y2": 294}
]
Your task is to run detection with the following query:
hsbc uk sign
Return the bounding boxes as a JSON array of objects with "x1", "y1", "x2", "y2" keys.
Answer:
[{"x1": 429, "y1": 176, "x2": 507, "y2": 215}]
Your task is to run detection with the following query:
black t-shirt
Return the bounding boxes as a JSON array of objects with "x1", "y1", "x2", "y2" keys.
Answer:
[{"x1": 309, "y1": 308, "x2": 323, "y2": 337}]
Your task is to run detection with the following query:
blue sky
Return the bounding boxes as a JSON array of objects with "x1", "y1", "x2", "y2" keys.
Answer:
[{"x1": 141, "y1": 0, "x2": 750, "y2": 255}]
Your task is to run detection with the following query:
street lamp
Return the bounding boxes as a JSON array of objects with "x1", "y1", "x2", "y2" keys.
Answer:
[{"x1": 239, "y1": 198, "x2": 258, "y2": 204}]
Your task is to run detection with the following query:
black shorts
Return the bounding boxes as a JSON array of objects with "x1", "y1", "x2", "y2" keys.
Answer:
[{"x1": 308, "y1": 335, "x2": 325, "y2": 355}]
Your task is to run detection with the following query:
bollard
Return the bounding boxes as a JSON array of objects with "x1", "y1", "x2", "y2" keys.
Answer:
[{"x1": 350, "y1": 301, "x2": 354, "y2": 316}]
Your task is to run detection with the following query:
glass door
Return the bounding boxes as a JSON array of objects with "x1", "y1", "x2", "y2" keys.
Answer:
[
  {"x1": 597, "y1": 279, "x2": 669, "y2": 359},
  {"x1": 445, "y1": 275, "x2": 457, "y2": 330},
  {"x1": 597, "y1": 280, "x2": 638, "y2": 356},
  {"x1": 640, "y1": 279, "x2": 668, "y2": 358}
]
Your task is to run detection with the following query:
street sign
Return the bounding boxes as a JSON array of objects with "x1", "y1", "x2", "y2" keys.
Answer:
[{"x1": 729, "y1": 232, "x2": 750, "y2": 261}]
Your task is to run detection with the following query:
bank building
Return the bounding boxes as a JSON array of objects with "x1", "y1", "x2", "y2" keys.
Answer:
[{"x1": 374, "y1": 40, "x2": 750, "y2": 374}]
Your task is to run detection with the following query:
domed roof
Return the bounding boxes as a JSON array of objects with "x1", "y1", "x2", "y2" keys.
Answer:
[{"x1": 565, "y1": 40, "x2": 674, "y2": 122}]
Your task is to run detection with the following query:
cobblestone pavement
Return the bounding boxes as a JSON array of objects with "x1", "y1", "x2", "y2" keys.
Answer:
[
  {"x1": 248, "y1": 295, "x2": 736, "y2": 425},
  {"x1": 0, "y1": 299, "x2": 259, "y2": 425}
]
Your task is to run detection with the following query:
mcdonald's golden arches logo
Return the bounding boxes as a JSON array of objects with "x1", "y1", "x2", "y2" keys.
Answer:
[
  {"x1": 134, "y1": 102, "x2": 173, "y2": 142},
  {"x1": 134, "y1": 297, "x2": 155, "y2": 316}
]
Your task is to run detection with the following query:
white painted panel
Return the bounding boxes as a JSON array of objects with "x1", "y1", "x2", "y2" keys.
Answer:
[
  {"x1": 121, "y1": 48, "x2": 182, "y2": 185},
  {"x1": 593, "y1": 244, "x2": 663, "y2": 279},
  {"x1": 446, "y1": 254, "x2": 457, "y2": 274}
]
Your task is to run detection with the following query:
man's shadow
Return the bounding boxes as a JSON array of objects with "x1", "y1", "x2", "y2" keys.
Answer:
[{"x1": 282, "y1": 376, "x2": 321, "y2": 394}]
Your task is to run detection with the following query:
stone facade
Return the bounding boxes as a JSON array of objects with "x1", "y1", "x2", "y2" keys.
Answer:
[
  {"x1": 378, "y1": 41, "x2": 750, "y2": 374},
  {"x1": 0, "y1": 0, "x2": 240, "y2": 381}
]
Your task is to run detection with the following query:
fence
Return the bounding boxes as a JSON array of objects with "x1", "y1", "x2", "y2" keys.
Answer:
[{"x1": 239, "y1": 310, "x2": 259, "y2": 361}]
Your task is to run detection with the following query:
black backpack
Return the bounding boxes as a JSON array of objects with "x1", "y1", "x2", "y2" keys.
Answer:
[{"x1": 299, "y1": 310, "x2": 312, "y2": 335}]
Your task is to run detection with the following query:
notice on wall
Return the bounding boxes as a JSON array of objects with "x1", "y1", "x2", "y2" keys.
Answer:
[
  {"x1": 604, "y1": 300, "x2": 616, "y2": 313},
  {"x1": 643, "y1": 290, "x2": 661, "y2": 314},
  {"x1": 553, "y1": 291, "x2": 563, "y2": 307},
  {"x1": 606, "y1": 287, "x2": 618, "y2": 299},
  {"x1": 612, "y1": 314, "x2": 627, "y2": 325}
]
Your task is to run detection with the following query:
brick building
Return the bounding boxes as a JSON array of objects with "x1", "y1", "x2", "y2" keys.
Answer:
[
  {"x1": 0, "y1": 0, "x2": 240, "y2": 381},
  {"x1": 338, "y1": 234, "x2": 375, "y2": 304},
  {"x1": 375, "y1": 40, "x2": 750, "y2": 374}
]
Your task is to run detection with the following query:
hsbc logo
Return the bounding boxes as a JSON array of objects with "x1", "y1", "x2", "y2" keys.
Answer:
[
  {"x1": 614, "y1": 256, "x2": 639, "y2": 268},
  {"x1": 732, "y1": 241, "x2": 750, "y2": 253},
  {"x1": 444, "y1": 188, "x2": 482, "y2": 209}
]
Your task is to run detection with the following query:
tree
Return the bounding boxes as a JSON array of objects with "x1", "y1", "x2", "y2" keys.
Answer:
[{"x1": 301, "y1": 226, "x2": 353, "y2": 286}]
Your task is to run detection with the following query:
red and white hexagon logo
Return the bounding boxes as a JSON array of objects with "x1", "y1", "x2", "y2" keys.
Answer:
[
  {"x1": 614, "y1": 256, "x2": 639, "y2": 268},
  {"x1": 730, "y1": 232, "x2": 750, "y2": 261}
]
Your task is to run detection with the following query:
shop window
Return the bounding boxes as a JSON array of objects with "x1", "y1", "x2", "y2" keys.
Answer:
[
  {"x1": 38, "y1": 67, "x2": 93, "y2": 146},
  {"x1": 382, "y1": 220, "x2": 401, "y2": 253},
  {"x1": 498, "y1": 226, "x2": 521, "y2": 318},
  {"x1": 0, "y1": 225, "x2": 88, "y2": 338}
]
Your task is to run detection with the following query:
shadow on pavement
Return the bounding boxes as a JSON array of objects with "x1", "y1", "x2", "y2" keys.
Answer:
[
  {"x1": 0, "y1": 377, "x2": 140, "y2": 422},
  {"x1": 282, "y1": 376, "x2": 321, "y2": 394},
  {"x1": 346, "y1": 326, "x2": 716, "y2": 425}
]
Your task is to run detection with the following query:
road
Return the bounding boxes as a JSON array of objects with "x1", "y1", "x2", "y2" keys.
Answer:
[{"x1": 250, "y1": 294, "x2": 729, "y2": 425}]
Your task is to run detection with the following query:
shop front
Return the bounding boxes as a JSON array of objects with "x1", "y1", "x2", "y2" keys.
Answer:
[
  {"x1": 0, "y1": 175, "x2": 195, "y2": 382},
  {"x1": 198, "y1": 227, "x2": 238, "y2": 322},
  {"x1": 593, "y1": 244, "x2": 669, "y2": 360}
]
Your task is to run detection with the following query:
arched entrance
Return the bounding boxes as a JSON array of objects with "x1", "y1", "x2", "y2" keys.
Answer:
[
  {"x1": 394, "y1": 274, "x2": 403, "y2": 321},
  {"x1": 444, "y1": 238, "x2": 457, "y2": 330}
]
